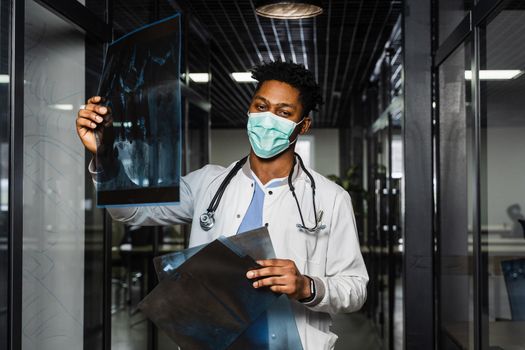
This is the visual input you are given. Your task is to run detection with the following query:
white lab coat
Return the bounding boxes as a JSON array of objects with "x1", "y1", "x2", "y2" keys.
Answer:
[{"x1": 100, "y1": 158, "x2": 369, "y2": 350}]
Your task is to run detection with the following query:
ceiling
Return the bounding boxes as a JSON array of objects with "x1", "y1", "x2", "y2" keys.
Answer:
[
  {"x1": 113, "y1": 0, "x2": 402, "y2": 128},
  {"x1": 484, "y1": 6, "x2": 525, "y2": 127}
]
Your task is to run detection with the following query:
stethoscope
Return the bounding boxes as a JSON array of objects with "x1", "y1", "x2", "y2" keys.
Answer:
[{"x1": 199, "y1": 153, "x2": 325, "y2": 233}]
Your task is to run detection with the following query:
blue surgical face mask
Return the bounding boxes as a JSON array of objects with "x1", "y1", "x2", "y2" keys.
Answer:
[{"x1": 246, "y1": 111, "x2": 303, "y2": 159}]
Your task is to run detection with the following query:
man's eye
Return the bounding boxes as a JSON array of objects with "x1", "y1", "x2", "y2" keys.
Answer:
[
  {"x1": 281, "y1": 111, "x2": 290, "y2": 116},
  {"x1": 257, "y1": 105, "x2": 266, "y2": 110}
]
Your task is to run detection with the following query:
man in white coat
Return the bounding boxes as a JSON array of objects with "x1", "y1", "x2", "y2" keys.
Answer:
[{"x1": 76, "y1": 61, "x2": 368, "y2": 349}]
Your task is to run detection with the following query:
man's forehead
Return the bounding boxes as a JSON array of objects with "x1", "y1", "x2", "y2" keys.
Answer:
[
  {"x1": 253, "y1": 81, "x2": 301, "y2": 105},
  {"x1": 253, "y1": 95, "x2": 297, "y2": 107}
]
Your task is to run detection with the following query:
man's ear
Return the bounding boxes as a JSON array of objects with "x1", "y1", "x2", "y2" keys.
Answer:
[{"x1": 300, "y1": 116, "x2": 312, "y2": 135}]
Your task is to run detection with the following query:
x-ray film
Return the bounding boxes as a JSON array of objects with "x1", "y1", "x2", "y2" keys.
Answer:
[
  {"x1": 153, "y1": 227, "x2": 276, "y2": 280},
  {"x1": 147, "y1": 227, "x2": 303, "y2": 350},
  {"x1": 139, "y1": 239, "x2": 280, "y2": 349},
  {"x1": 95, "y1": 14, "x2": 182, "y2": 206},
  {"x1": 229, "y1": 296, "x2": 303, "y2": 350}
]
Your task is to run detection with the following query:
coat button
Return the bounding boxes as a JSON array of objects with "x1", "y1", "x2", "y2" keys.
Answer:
[
  {"x1": 265, "y1": 223, "x2": 269, "y2": 227},
  {"x1": 268, "y1": 190, "x2": 273, "y2": 195},
  {"x1": 236, "y1": 214, "x2": 241, "y2": 218}
]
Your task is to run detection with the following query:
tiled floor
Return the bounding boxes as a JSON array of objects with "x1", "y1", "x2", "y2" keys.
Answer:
[{"x1": 111, "y1": 311, "x2": 147, "y2": 350}]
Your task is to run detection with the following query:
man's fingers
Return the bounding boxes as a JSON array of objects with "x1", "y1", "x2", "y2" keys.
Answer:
[
  {"x1": 76, "y1": 117, "x2": 97, "y2": 130},
  {"x1": 78, "y1": 109, "x2": 104, "y2": 123},
  {"x1": 87, "y1": 96, "x2": 102, "y2": 104},
  {"x1": 252, "y1": 276, "x2": 286, "y2": 288},
  {"x1": 246, "y1": 266, "x2": 283, "y2": 279},
  {"x1": 256, "y1": 259, "x2": 291, "y2": 267},
  {"x1": 85, "y1": 103, "x2": 108, "y2": 115}
]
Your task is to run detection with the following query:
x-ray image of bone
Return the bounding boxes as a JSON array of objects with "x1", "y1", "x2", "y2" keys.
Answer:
[{"x1": 95, "y1": 14, "x2": 182, "y2": 205}]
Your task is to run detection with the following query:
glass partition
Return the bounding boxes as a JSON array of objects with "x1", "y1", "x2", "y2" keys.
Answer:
[
  {"x1": 22, "y1": 1, "x2": 87, "y2": 348},
  {"x1": 481, "y1": 2, "x2": 525, "y2": 348},
  {"x1": 438, "y1": 40, "x2": 475, "y2": 349}
]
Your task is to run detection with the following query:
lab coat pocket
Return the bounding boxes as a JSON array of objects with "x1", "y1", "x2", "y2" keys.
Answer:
[
  {"x1": 304, "y1": 323, "x2": 338, "y2": 350},
  {"x1": 290, "y1": 252, "x2": 324, "y2": 277},
  {"x1": 288, "y1": 228, "x2": 326, "y2": 266}
]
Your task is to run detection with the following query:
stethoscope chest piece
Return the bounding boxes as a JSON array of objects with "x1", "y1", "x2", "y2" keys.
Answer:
[
  {"x1": 200, "y1": 212, "x2": 215, "y2": 231},
  {"x1": 199, "y1": 156, "x2": 249, "y2": 232}
]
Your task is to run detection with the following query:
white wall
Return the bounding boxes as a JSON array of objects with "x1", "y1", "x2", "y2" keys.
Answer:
[
  {"x1": 485, "y1": 126, "x2": 525, "y2": 229},
  {"x1": 210, "y1": 128, "x2": 340, "y2": 177}
]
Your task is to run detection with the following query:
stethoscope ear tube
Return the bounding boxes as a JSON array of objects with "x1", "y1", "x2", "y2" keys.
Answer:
[{"x1": 289, "y1": 153, "x2": 323, "y2": 232}]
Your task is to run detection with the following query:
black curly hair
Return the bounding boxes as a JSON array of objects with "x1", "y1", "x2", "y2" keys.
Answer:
[{"x1": 250, "y1": 61, "x2": 323, "y2": 119}]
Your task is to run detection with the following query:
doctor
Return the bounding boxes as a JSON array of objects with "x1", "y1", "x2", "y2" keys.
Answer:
[{"x1": 76, "y1": 61, "x2": 368, "y2": 349}]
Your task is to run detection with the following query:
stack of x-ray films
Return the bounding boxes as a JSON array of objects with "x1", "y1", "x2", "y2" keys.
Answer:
[{"x1": 139, "y1": 227, "x2": 303, "y2": 350}]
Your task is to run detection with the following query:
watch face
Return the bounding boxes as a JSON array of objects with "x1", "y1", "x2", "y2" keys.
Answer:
[{"x1": 310, "y1": 277, "x2": 316, "y2": 295}]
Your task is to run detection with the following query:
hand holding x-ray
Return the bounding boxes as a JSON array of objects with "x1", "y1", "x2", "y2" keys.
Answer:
[
  {"x1": 76, "y1": 95, "x2": 119, "y2": 177},
  {"x1": 247, "y1": 258, "x2": 312, "y2": 300},
  {"x1": 76, "y1": 96, "x2": 113, "y2": 155}
]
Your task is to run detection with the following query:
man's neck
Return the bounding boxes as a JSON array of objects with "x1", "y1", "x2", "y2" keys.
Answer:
[{"x1": 249, "y1": 149, "x2": 295, "y2": 185}]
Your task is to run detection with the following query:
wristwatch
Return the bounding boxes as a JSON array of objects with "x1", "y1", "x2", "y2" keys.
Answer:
[{"x1": 299, "y1": 275, "x2": 316, "y2": 303}]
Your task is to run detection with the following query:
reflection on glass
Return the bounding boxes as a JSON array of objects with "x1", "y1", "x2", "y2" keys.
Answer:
[
  {"x1": 438, "y1": 41, "x2": 474, "y2": 349},
  {"x1": 482, "y1": 3, "x2": 525, "y2": 348},
  {"x1": 22, "y1": 1, "x2": 86, "y2": 348}
]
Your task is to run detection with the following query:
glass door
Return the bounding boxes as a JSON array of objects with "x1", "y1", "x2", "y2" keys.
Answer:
[
  {"x1": 480, "y1": 2, "x2": 525, "y2": 348},
  {"x1": 437, "y1": 39, "x2": 475, "y2": 350}
]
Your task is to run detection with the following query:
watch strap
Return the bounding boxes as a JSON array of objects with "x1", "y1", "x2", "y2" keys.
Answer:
[{"x1": 299, "y1": 275, "x2": 316, "y2": 303}]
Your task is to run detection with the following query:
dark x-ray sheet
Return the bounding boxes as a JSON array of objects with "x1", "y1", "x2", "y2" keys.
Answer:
[
  {"x1": 145, "y1": 227, "x2": 303, "y2": 350},
  {"x1": 139, "y1": 239, "x2": 279, "y2": 349},
  {"x1": 95, "y1": 14, "x2": 182, "y2": 206},
  {"x1": 153, "y1": 227, "x2": 276, "y2": 280}
]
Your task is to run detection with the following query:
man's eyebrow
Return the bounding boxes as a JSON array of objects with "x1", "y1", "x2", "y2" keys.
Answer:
[
  {"x1": 253, "y1": 95, "x2": 270, "y2": 104},
  {"x1": 253, "y1": 95, "x2": 297, "y2": 109}
]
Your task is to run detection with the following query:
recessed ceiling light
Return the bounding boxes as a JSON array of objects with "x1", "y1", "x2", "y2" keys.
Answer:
[
  {"x1": 464, "y1": 70, "x2": 523, "y2": 80},
  {"x1": 232, "y1": 72, "x2": 257, "y2": 83},
  {"x1": 188, "y1": 73, "x2": 210, "y2": 83},
  {"x1": 0, "y1": 75, "x2": 9, "y2": 84},
  {"x1": 255, "y1": 0, "x2": 323, "y2": 19}
]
